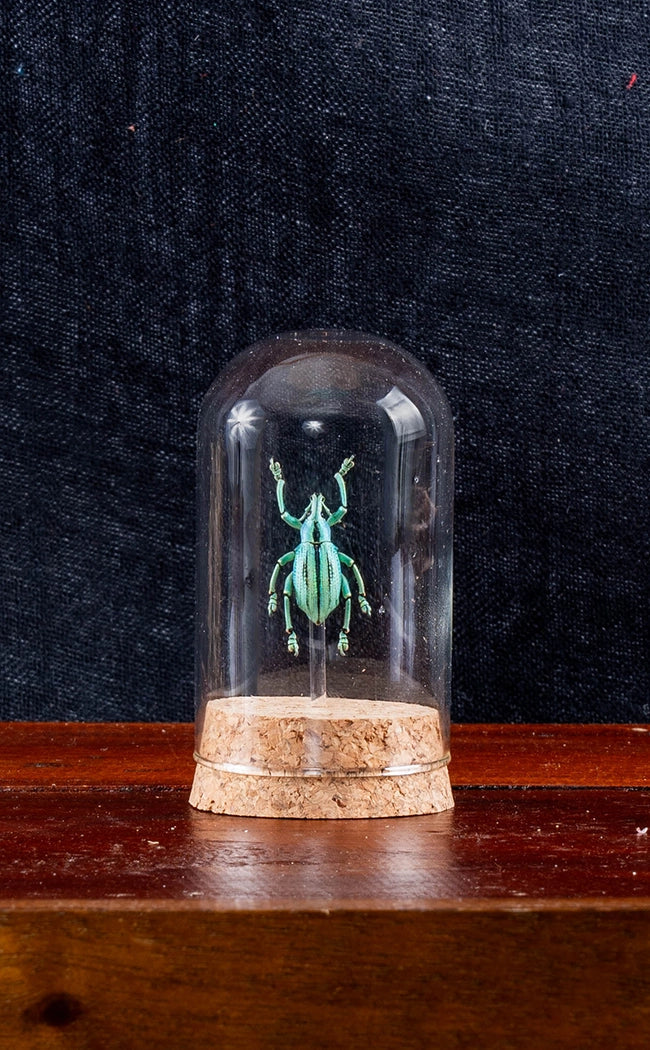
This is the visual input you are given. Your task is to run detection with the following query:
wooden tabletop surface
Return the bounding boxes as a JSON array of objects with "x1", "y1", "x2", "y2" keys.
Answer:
[
  {"x1": 2, "y1": 722, "x2": 649, "y2": 1048},
  {"x1": 3, "y1": 720, "x2": 650, "y2": 788}
]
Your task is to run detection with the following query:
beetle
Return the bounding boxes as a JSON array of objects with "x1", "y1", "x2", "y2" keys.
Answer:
[{"x1": 267, "y1": 455, "x2": 371, "y2": 656}]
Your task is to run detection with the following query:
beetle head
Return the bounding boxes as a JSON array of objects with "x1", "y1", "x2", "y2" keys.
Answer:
[{"x1": 304, "y1": 493, "x2": 325, "y2": 519}]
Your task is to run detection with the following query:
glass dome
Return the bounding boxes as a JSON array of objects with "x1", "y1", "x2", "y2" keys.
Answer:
[{"x1": 190, "y1": 331, "x2": 454, "y2": 818}]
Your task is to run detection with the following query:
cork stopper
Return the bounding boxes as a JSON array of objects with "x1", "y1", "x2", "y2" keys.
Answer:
[{"x1": 190, "y1": 696, "x2": 453, "y2": 819}]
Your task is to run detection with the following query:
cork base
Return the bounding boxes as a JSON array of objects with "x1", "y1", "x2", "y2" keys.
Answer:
[{"x1": 190, "y1": 696, "x2": 453, "y2": 819}]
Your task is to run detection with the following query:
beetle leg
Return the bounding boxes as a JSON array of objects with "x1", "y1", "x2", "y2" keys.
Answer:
[
  {"x1": 268, "y1": 550, "x2": 295, "y2": 615},
  {"x1": 327, "y1": 457, "x2": 354, "y2": 527},
  {"x1": 283, "y1": 573, "x2": 299, "y2": 656},
  {"x1": 339, "y1": 552, "x2": 371, "y2": 616},
  {"x1": 270, "y1": 458, "x2": 302, "y2": 529},
  {"x1": 337, "y1": 573, "x2": 352, "y2": 655}
]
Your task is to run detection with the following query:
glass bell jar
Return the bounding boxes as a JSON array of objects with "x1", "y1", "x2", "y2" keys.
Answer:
[{"x1": 190, "y1": 330, "x2": 454, "y2": 818}]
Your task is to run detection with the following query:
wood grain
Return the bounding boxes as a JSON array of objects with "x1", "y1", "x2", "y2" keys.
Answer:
[{"x1": 3, "y1": 906, "x2": 650, "y2": 1050}]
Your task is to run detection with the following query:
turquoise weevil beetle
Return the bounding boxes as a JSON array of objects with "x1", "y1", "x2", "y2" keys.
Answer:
[{"x1": 267, "y1": 455, "x2": 371, "y2": 656}]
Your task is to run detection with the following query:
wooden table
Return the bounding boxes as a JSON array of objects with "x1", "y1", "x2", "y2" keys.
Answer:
[{"x1": 1, "y1": 723, "x2": 649, "y2": 1048}]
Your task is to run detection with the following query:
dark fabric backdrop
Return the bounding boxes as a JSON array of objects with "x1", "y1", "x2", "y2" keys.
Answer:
[{"x1": 2, "y1": 1, "x2": 648, "y2": 722}]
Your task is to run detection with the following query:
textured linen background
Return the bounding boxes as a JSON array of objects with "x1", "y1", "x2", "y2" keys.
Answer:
[{"x1": 2, "y1": 1, "x2": 648, "y2": 721}]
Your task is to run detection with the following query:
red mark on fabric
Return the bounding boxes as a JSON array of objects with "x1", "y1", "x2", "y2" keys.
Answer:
[
  {"x1": 127, "y1": 125, "x2": 136, "y2": 132},
  {"x1": 626, "y1": 73, "x2": 638, "y2": 90}
]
